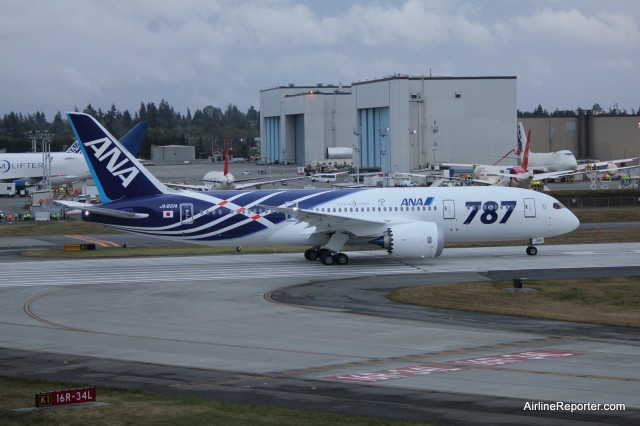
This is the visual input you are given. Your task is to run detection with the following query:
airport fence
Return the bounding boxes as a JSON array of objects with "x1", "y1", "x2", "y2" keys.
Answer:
[{"x1": 558, "y1": 197, "x2": 640, "y2": 209}]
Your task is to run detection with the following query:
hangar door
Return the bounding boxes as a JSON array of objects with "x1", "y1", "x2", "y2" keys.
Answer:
[
  {"x1": 264, "y1": 117, "x2": 280, "y2": 163},
  {"x1": 358, "y1": 107, "x2": 390, "y2": 170},
  {"x1": 294, "y1": 114, "x2": 305, "y2": 165}
]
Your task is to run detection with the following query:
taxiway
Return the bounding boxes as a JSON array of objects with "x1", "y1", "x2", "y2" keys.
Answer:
[{"x1": 0, "y1": 244, "x2": 639, "y2": 424}]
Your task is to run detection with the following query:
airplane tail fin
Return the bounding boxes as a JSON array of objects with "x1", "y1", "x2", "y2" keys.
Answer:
[
  {"x1": 516, "y1": 122, "x2": 527, "y2": 157},
  {"x1": 223, "y1": 135, "x2": 230, "y2": 176},
  {"x1": 518, "y1": 123, "x2": 531, "y2": 170},
  {"x1": 521, "y1": 128, "x2": 531, "y2": 170},
  {"x1": 66, "y1": 112, "x2": 169, "y2": 202}
]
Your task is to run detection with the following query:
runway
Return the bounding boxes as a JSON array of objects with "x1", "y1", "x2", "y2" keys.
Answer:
[{"x1": 1, "y1": 244, "x2": 639, "y2": 424}]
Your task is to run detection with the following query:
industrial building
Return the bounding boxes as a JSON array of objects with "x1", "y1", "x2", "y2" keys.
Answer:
[
  {"x1": 151, "y1": 145, "x2": 195, "y2": 164},
  {"x1": 521, "y1": 113, "x2": 640, "y2": 163},
  {"x1": 260, "y1": 74, "x2": 518, "y2": 172}
]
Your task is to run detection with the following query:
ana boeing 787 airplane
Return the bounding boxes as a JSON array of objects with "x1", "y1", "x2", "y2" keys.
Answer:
[{"x1": 57, "y1": 113, "x2": 580, "y2": 265}]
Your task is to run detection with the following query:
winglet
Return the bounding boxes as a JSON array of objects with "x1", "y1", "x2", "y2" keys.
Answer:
[{"x1": 66, "y1": 112, "x2": 168, "y2": 202}]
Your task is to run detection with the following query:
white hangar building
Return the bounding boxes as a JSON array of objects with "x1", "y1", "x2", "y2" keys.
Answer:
[{"x1": 259, "y1": 74, "x2": 517, "y2": 173}]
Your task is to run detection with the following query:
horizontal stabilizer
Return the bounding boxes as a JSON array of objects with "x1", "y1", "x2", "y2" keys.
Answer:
[{"x1": 55, "y1": 200, "x2": 149, "y2": 219}]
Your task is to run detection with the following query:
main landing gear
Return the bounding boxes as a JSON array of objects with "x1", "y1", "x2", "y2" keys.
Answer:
[{"x1": 304, "y1": 248, "x2": 349, "y2": 265}]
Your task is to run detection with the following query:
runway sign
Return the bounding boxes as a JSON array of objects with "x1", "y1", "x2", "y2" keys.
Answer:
[
  {"x1": 35, "y1": 387, "x2": 96, "y2": 407},
  {"x1": 63, "y1": 244, "x2": 96, "y2": 251}
]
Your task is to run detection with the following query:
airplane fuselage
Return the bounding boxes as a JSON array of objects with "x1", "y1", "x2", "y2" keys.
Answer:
[
  {"x1": 0, "y1": 152, "x2": 91, "y2": 184},
  {"x1": 528, "y1": 150, "x2": 578, "y2": 173}
]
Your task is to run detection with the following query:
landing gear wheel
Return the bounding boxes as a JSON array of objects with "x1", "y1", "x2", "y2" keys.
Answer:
[
  {"x1": 320, "y1": 252, "x2": 335, "y2": 265},
  {"x1": 318, "y1": 248, "x2": 331, "y2": 259},
  {"x1": 526, "y1": 246, "x2": 538, "y2": 256},
  {"x1": 334, "y1": 252, "x2": 349, "y2": 265},
  {"x1": 304, "y1": 248, "x2": 319, "y2": 261}
]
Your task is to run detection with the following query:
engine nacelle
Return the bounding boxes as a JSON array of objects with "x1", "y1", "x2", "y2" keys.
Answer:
[
  {"x1": 605, "y1": 162, "x2": 618, "y2": 177},
  {"x1": 379, "y1": 222, "x2": 444, "y2": 258}
]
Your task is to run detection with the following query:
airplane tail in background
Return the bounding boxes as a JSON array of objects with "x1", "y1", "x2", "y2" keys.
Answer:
[
  {"x1": 223, "y1": 135, "x2": 230, "y2": 176},
  {"x1": 516, "y1": 122, "x2": 526, "y2": 156},
  {"x1": 66, "y1": 141, "x2": 82, "y2": 153},
  {"x1": 517, "y1": 122, "x2": 531, "y2": 170},
  {"x1": 119, "y1": 121, "x2": 148, "y2": 157},
  {"x1": 66, "y1": 112, "x2": 168, "y2": 202}
]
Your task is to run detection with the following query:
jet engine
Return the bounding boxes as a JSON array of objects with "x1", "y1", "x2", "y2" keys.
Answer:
[
  {"x1": 604, "y1": 162, "x2": 618, "y2": 177},
  {"x1": 377, "y1": 222, "x2": 444, "y2": 258}
]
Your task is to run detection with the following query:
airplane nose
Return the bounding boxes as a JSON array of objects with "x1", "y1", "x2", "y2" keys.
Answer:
[{"x1": 567, "y1": 210, "x2": 580, "y2": 232}]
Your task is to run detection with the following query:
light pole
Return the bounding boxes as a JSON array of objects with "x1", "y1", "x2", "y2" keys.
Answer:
[
  {"x1": 352, "y1": 127, "x2": 361, "y2": 183},
  {"x1": 431, "y1": 120, "x2": 438, "y2": 168},
  {"x1": 39, "y1": 131, "x2": 51, "y2": 193},
  {"x1": 379, "y1": 127, "x2": 389, "y2": 187},
  {"x1": 409, "y1": 128, "x2": 417, "y2": 170}
]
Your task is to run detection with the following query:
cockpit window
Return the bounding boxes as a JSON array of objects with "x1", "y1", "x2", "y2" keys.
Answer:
[{"x1": 553, "y1": 202, "x2": 564, "y2": 209}]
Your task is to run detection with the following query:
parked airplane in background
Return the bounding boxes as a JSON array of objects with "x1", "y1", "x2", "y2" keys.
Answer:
[
  {"x1": 500, "y1": 122, "x2": 636, "y2": 179},
  {"x1": 0, "y1": 121, "x2": 147, "y2": 190},
  {"x1": 515, "y1": 122, "x2": 578, "y2": 173},
  {"x1": 447, "y1": 122, "x2": 637, "y2": 188},
  {"x1": 443, "y1": 124, "x2": 576, "y2": 188},
  {"x1": 167, "y1": 136, "x2": 304, "y2": 191},
  {"x1": 57, "y1": 113, "x2": 579, "y2": 265}
]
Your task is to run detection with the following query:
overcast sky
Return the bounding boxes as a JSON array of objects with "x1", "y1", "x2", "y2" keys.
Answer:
[{"x1": 2, "y1": 0, "x2": 639, "y2": 120}]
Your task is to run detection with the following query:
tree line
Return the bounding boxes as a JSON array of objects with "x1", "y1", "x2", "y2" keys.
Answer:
[
  {"x1": 2, "y1": 101, "x2": 637, "y2": 157},
  {"x1": 518, "y1": 103, "x2": 640, "y2": 117},
  {"x1": 0, "y1": 100, "x2": 260, "y2": 159}
]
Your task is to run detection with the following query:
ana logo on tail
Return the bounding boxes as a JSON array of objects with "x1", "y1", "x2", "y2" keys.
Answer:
[{"x1": 84, "y1": 137, "x2": 140, "y2": 188}]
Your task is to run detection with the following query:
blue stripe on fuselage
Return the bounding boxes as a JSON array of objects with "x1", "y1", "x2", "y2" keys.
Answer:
[{"x1": 83, "y1": 189, "x2": 364, "y2": 241}]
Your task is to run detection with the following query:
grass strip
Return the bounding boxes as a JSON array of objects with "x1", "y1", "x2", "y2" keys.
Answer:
[
  {"x1": 0, "y1": 376, "x2": 425, "y2": 426},
  {"x1": 389, "y1": 277, "x2": 640, "y2": 328}
]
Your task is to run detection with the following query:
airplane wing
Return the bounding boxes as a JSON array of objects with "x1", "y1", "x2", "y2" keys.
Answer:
[
  {"x1": 532, "y1": 170, "x2": 579, "y2": 180},
  {"x1": 235, "y1": 176, "x2": 306, "y2": 189},
  {"x1": 0, "y1": 176, "x2": 38, "y2": 184},
  {"x1": 550, "y1": 164, "x2": 639, "y2": 179},
  {"x1": 260, "y1": 204, "x2": 388, "y2": 237},
  {"x1": 449, "y1": 175, "x2": 500, "y2": 185},
  {"x1": 393, "y1": 172, "x2": 430, "y2": 179},
  {"x1": 166, "y1": 182, "x2": 207, "y2": 191},
  {"x1": 577, "y1": 157, "x2": 638, "y2": 170},
  {"x1": 55, "y1": 200, "x2": 149, "y2": 219}
]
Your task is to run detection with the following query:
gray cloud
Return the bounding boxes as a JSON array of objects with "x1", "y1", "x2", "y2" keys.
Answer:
[{"x1": 1, "y1": 0, "x2": 638, "y2": 120}]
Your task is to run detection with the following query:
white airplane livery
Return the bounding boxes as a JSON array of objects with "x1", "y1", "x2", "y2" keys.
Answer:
[
  {"x1": 0, "y1": 121, "x2": 147, "y2": 189},
  {"x1": 58, "y1": 113, "x2": 580, "y2": 265}
]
